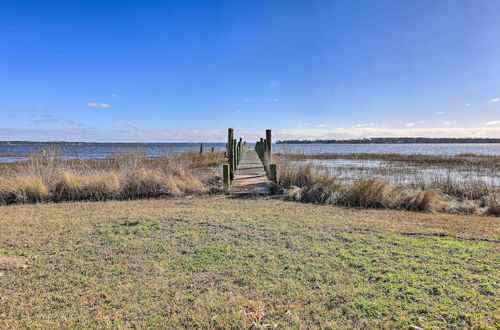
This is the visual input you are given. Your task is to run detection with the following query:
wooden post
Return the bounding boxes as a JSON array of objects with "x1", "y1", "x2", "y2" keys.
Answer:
[
  {"x1": 269, "y1": 164, "x2": 278, "y2": 194},
  {"x1": 228, "y1": 128, "x2": 234, "y2": 180},
  {"x1": 266, "y1": 129, "x2": 272, "y2": 164},
  {"x1": 199, "y1": 143, "x2": 204, "y2": 154},
  {"x1": 211, "y1": 147, "x2": 214, "y2": 153},
  {"x1": 239, "y1": 138, "x2": 242, "y2": 162},
  {"x1": 269, "y1": 164, "x2": 277, "y2": 182},
  {"x1": 233, "y1": 138, "x2": 237, "y2": 170},
  {"x1": 237, "y1": 139, "x2": 241, "y2": 165},
  {"x1": 223, "y1": 164, "x2": 230, "y2": 191}
]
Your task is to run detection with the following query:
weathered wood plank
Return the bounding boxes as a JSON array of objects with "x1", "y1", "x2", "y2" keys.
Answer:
[{"x1": 230, "y1": 150, "x2": 270, "y2": 195}]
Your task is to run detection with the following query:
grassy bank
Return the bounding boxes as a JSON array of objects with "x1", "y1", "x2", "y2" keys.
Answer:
[
  {"x1": 0, "y1": 198, "x2": 498, "y2": 328},
  {"x1": 0, "y1": 151, "x2": 225, "y2": 204}
]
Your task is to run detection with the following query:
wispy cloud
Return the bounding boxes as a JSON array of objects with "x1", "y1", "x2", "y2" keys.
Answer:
[
  {"x1": 234, "y1": 109, "x2": 240, "y2": 113},
  {"x1": 443, "y1": 122, "x2": 451, "y2": 126},
  {"x1": 317, "y1": 124, "x2": 327, "y2": 128},
  {"x1": 352, "y1": 123, "x2": 375, "y2": 128},
  {"x1": 485, "y1": 120, "x2": 500, "y2": 125},
  {"x1": 273, "y1": 126, "x2": 500, "y2": 140},
  {"x1": 272, "y1": 98, "x2": 279, "y2": 102},
  {"x1": 87, "y1": 102, "x2": 111, "y2": 108},
  {"x1": 269, "y1": 81, "x2": 277, "y2": 88},
  {"x1": 112, "y1": 94, "x2": 119, "y2": 98},
  {"x1": 65, "y1": 120, "x2": 84, "y2": 127},
  {"x1": 405, "y1": 122, "x2": 415, "y2": 128},
  {"x1": 243, "y1": 98, "x2": 258, "y2": 102},
  {"x1": 490, "y1": 98, "x2": 499, "y2": 103},
  {"x1": 30, "y1": 118, "x2": 59, "y2": 125},
  {"x1": 437, "y1": 111, "x2": 446, "y2": 114},
  {"x1": 2, "y1": 125, "x2": 500, "y2": 142}
]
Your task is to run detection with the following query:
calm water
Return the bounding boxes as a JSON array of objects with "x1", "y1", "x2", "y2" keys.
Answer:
[{"x1": 1, "y1": 143, "x2": 500, "y2": 163}]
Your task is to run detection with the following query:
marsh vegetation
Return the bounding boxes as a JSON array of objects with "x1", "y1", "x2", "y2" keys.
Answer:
[
  {"x1": 276, "y1": 152, "x2": 500, "y2": 216},
  {"x1": 0, "y1": 149, "x2": 225, "y2": 204},
  {"x1": 1, "y1": 148, "x2": 498, "y2": 217}
]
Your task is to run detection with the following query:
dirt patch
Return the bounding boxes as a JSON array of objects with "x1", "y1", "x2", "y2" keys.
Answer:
[{"x1": 0, "y1": 255, "x2": 26, "y2": 274}]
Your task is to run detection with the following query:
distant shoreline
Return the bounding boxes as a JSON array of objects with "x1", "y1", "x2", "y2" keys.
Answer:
[
  {"x1": 277, "y1": 138, "x2": 500, "y2": 144},
  {"x1": 2, "y1": 138, "x2": 500, "y2": 145}
]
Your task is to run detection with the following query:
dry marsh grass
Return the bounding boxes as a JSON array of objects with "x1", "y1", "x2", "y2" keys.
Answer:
[
  {"x1": 280, "y1": 151, "x2": 500, "y2": 170},
  {"x1": 0, "y1": 149, "x2": 226, "y2": 204},
  {"x1": 277, "y1": 162, "x2": 499, "y2": 216}
]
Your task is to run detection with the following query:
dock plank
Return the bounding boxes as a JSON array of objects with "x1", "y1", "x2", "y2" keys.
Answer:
[{"x1": 230, "y1": 150, "x2": 270, "y2": 195}]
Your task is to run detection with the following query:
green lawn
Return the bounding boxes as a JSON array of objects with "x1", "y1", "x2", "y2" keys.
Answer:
[{"x1": 0, "y1": 198, "x2": 498, "y2": 328}]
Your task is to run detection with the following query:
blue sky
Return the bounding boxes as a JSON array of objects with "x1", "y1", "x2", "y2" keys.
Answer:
[{"x1": 1, "y1": 0, "x2": 499, "y2": 142}]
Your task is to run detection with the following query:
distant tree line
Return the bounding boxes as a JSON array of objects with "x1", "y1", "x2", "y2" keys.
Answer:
[{"x1": 277, "y1": 137, "x2": 500, "y2": 144}]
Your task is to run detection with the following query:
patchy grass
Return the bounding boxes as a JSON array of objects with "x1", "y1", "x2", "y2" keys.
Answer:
[{"x1": 0, "y1": 198, "x2": 498, "y2": 328}]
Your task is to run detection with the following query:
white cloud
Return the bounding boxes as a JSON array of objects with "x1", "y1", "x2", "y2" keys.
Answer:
[
  {"x1": 269, "y1": 82, "x2": 277, "y2": 88},
  {"x1": 243, "y1": 98, "x2": 258, "y2": 102},
  {"x1": 437, "y1": 111, "x2": 446, "y2": 114},
  {"x1": 465, "y1": 104, "x2": 470, "y2": 107},
  {"x1": 317, "y1": 124, "x2": 327, "y2": 128},
  {"x1": 234, "y1": 109, "x2": 240, "y2": 113},
  {"x1": 2, "y1": 125, "x2": 500, "y2": 142},
  {"x1": 490, "y1": 98, "x2": 499, "y2": 103},
  {"x1": 443, "y1": 122, "x2": 451, "y2": 125},
  {"x1": 405, "y1": 122, "x2": 415, "y2": 128},
  {"x1": 87, "y1": 102, "x2": 111, "y2": 108},
  {"x1": 272, "y1": 98, "x2": 279, "y2": 102},
  {"x1": 272, "y1": 126, "x2": 500, "y2": 141},
  {"x1": 352, "y1": 123, "x2": 375, "y2": 128},
  {"x1": 485, "y1": 120, "x2": 500, "y2": 125},
  {"x1": 112, "y1": 94, "x2": 119, "y2": 98}
]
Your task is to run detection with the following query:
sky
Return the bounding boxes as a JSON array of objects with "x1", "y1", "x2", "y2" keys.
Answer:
[{"x1": 1, "y1": 0, "x2": 500, "y2": 142}]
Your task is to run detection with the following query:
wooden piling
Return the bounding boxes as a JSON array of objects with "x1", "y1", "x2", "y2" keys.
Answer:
[
  {"x1": 269, "y1": 163, "x2": 278, "y2": 193},
  {"x1": 233, "y1": 138, "x2": 237, "y2": 169},
  {"x1": 228, "y1": 128, "x2": 234, "y2": 179},
  {"x1": 269, "y1": 164, "x2": 277, "y2": 182},
  {"x1": 223, "y1": 164, "x2": 230, "y2": 191},
  {"x1": 199, "y1": 143, "x2": 204, "y2": 154},
  {"x1": 266, "y1": 129, "x2": 272, "y2": 164}
]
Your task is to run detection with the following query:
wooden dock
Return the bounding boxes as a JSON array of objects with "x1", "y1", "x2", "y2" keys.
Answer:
[
  {"x1": 230, "y1": 150, "x2": 270, "y2": 195},
  {"x1": 222, "y1": 128, "x2": 276, "y2": 195}
]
